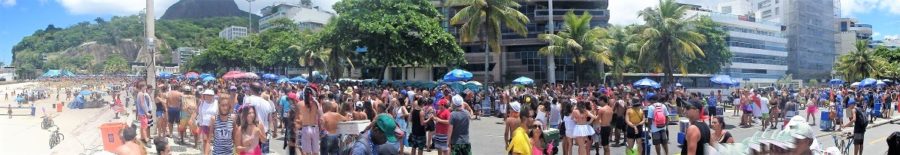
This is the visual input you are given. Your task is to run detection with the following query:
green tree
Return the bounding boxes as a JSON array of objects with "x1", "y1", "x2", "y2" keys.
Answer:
[
  {"x1": 835, "y1": 40, "x2": 886, "y2": 81},
  {"x1": 538, "y1": 11, "x2": 611, "y2": 82},
  {"x1": 604, "y1": 25, "x2": 638, "y2": 84},
  {"x1": 636, "y1": 0, "x2": 707, "y2": 88},
  {"x1": 688, "y1": 16, "x2": 731, "y2": 74},
  {"x1": 327, "y1": 0, "x2": 465, "y2": 78},
  {"x1": 103, "y1": 54, "x2": 130, "y2": 74},
  {"x1": 449, "y1": 0, "x2": 529, "y2": 82}
]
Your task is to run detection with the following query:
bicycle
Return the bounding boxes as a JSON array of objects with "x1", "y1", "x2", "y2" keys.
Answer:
[
  {"x1": 49, "y1": 126, "x2": 65, "y2": 149},
  {"x1": 830, "y1": 132, "x2": 853, "y2": 155}
]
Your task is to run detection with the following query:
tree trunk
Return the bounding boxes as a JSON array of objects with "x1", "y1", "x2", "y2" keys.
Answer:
[{"x1": 661, "y1": 43, "x2": 674, "y2": 89}]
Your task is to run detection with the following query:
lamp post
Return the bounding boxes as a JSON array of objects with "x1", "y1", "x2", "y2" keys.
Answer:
[
  {"x1": 145, "y1": 0, "x2": 156, "y2": 94},
  {"x1": 246, "y1": 0, "x2": 256, "y2": 34},
  {"x1": 546, "y1": 0, "x2": 556, "y2": 84}
]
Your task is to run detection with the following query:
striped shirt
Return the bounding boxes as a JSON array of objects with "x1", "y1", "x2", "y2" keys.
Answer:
[{"x1": 213, "y1": 115, "x2": 234, "y2": 155}]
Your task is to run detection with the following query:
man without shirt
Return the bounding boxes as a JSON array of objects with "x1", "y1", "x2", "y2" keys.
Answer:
[
  {"x1": 298, "y1": 87, "x2": 323, "y2": 155},
  {"x1": 321, "y1": 99, "x2": 349, "y2": 155},
  {"x1": 595, "y1": 96, "x2": 614, "y2": 155},
  {"x1": 115, "y1": 126, "x2": 147, "y2": 155},
  {"x1": 165, "y1": 86, "x2": 184, "y2": 138}
]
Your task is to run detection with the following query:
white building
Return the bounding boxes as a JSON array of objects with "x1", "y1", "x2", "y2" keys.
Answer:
[
  {"x1": 259, "y1": 3, "x2": 335, "y2": 31},
  {"x1": 835, "y1": 18, "x2": 873, "y2": 55},
  {"x1": 687, "y1": 9, "x2": 789, "y2": 84},
  {"x1": 172, "y1": 47, "x2": 204, "y2": 67},
  {"x1": 219, "y1": 26, "x2": 248, "y2": 40}
]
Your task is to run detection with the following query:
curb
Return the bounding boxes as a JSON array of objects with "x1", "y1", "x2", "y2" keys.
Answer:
[{"x1": 814, "y1": 116, "x2": 900, "y2": 138}]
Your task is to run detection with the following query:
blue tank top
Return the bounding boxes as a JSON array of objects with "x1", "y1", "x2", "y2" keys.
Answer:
[{"x1": 213, "y1": 116, "x2": 234, "y2": 155}]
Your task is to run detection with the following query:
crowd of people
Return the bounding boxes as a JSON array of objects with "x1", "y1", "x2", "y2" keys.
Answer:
[{"x1": 104, "y1": 76, "x2": 900, "y2": 155}]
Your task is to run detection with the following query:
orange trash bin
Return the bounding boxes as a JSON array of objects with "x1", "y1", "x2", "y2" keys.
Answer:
[
  {"x1": 99, "y1": 122, "x2": 127, "y2": 152},
  {"x1": 56, "y1": 102, "x2": 62, "y2": 112}
]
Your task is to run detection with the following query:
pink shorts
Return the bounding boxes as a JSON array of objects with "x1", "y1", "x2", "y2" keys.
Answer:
[{"x1": 139, "y1": 116, "x2": 149, "y2": 129}]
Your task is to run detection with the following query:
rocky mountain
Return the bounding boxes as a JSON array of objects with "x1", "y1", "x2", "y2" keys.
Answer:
[{"x1": 161, "y1": 0, "x2": 260, "y2": 20}]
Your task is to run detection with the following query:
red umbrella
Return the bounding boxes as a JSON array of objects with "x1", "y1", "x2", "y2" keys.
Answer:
[
  {"x1": 222, "y1": 71, "x2": 245, "y2": 80},
  {"x1": 240, "y1": 72, "x2": 260, "y2": 79}
]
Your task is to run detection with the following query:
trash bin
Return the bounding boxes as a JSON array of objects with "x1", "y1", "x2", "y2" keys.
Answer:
[
  {"x1": 99, "y1": 122, "x2": 127, "y2": 152},
  {"x1": 56, "y1": 102, "x2": 63, "y2": 112}
]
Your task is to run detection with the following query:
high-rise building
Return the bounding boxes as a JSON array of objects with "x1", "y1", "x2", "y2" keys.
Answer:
[
  {"x1": 432, "y1": 0, "x2": 609, "y2": 83},
  {"x1": 835, "y1": 18, "x2": 873, "y2": 55},
  {"x1": 686, "y1": 9, "x2": 789, "y2": 83},
  {"x1": 258, "y1": 3, "x2": 335, "y2": 31},
  {"x1": 218, "y1": 25, "x2": 248, "y2": 40},
  {"x1": 172, "y1": 47, "x2": 204, "y2": 67},
  {"x1": 764, "y1": 0, "x2": 836, "y2": 79}
]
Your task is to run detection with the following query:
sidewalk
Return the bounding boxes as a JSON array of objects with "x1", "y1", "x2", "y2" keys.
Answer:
[{"x1": 814, "y1": 115, "x2": 900, "y2": 138}]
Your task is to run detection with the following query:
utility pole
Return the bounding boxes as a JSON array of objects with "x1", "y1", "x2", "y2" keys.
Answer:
[
  {"x1": 145, "y1": 0, "x2": 157, "y2": 94},
  {"x1": 546, "y1": 0, "x2": 557, "y2": 84}
]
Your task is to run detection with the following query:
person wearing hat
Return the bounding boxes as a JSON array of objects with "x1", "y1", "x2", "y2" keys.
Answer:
[
  {"x1": 683, "y1": 101, "x2": 711, "y2": 155},
  {"x1": 198, "y1": 89, "x2": 217, "y2": 155},
  {"x1": 787, "y1": 116, "x2": 821, "y2": 155},
  {"x1": 432, "y1": 96, "x2": 453, "y2": 155},
  {"x1": 448, "y1": 95, "x2": 472, "y2": 155},
  {"x1": 505, "y1": 97, "x2": 524, "y2": 149},
  {"x1": 625, "y1": 98, "x2": 645, "y2": 155},
  {"x1": 507, "y1": 105, "x2": 533, "y2": 155},
  {"x1": 841, "y1": 95, "x2": 867, "y2": 155}
]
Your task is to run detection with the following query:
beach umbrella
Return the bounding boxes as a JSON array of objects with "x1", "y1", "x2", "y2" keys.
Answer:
[
  {"x1": 465, "y1": 81, "x2": 482, "y2": 92},
  {"x1": 633, "y1": 78, "x2": 660, "y2": 88},
  {"x1": 729, "y1": 78, "x2": 741, "y2": 87},
  {"x1": 710, "y1": 75, "x2": 733, "y2": 85},
  {"x1": 200, "y1": 73, "x2": 214, "y2": 79},
  {"x1": 850, "y1": 82, "x2": 861, "y2": 87},
  {"x1": 240, "y1": 72, "x2": 260, "y2": 79},
  {"x1": 79, "y1": 90, "x2": 92, "y2": 96},
  {"x1": 262, "y1": 74, "x2": 279, "y2": 80},
  {"x1": 276, "y1": 78, "x2": 290, "y2": 84},
  {"x1": 184, "y1": 72, "x2": 200, "y2": 80},
  {"x1": 290, "y1": 76, "x2": 308, "y2": 83},
  {"x1": 157, "y1": 72, "x2": 173, "y2": 79},
  {"x1": 442, "y1": 69, "x2": 473, "y2": 82},
  {"x1": 202, "y1": 76, "x2": 216, "y2": 83},
  {"x1": 876, "y1": 80, "x2": 887, "y2": 87},
  {"x1": 860, "y1": 78, "x2": 877, "y2": 87},
  {"x1": 828, "y1": 79, "x2": 844, "y2": 86},
  {"x1": 512, "y1": 76, "x2": 535, "y2": 85}
]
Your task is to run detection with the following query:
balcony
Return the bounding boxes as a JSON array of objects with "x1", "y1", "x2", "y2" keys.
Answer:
[
  {"x1": 852, "y1": 24, "x2": 872, "y2": 28},
  {"x1": 534, "y1": 9, "x2": 607, "y2": 21}
]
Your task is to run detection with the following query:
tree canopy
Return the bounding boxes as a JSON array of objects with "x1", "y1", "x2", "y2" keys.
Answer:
[{"x1": 325, "y1": 0, "x2": 465, "y2": 67}]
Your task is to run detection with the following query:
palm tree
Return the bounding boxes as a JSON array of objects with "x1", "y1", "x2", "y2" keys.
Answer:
[
  {"x1": 449, "y1": 0, "x2": 530, "y2": 83},
  {"x1": 636, "y1": 0, "x2": 706, "y2": 88},
  {"x1": 835, "y1": 40, "x2": 886, "y2": 81},
  {"x1": 604, "y1": 25, "x2": 638, "y2": 84},
  {"x1": 288, "y1": 32, "x2": 330, "y2": 76},
  {"x1": 538, "y1": 11, "x2": 611, "y2": 82}
]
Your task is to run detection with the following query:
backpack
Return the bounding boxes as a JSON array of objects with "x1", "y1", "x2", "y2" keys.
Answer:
[{"x1": 653, "y1": 103, "x2": 667, "y2": 128}]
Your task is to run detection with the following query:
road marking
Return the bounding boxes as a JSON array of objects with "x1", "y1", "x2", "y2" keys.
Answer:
[{"x1": 869, "y1": 136, "x2": 888, "y2": 145}]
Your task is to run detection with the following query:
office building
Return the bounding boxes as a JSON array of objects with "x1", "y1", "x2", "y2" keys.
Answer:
[
  {"x1": 430, "y1": 0, "x2": 609, "y2": 83},
  {"x1": 760, "y1": 0, "x2": 836, "y2": 79},
  {"x1": 218, "y1": 26, "x2": 248, "y2": 40},
  {"x1": 259, "y1": 3, "x2": 335, "y2": 31},
  {"x1": 835, "y1": 18, "x2": 873, "y2": 55},
  {"x1": 685, "y1": 9, "x2": 789, "y2": 83},
  {"x1": 172, "y1": 47, "x2": 204, "y2": 67}
]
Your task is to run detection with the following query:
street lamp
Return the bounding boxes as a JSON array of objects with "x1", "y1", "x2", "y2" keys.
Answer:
[{"x1": 246, "y1": 0, "x2": 256, "y2": 33}]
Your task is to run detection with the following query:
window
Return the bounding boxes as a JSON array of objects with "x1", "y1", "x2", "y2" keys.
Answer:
[
  {"x1": 775, "y1": 7, "x2": 779, "y2": 15},
  {"x1": 741, "y1": 69, "x2": 768, "y2": 74}
]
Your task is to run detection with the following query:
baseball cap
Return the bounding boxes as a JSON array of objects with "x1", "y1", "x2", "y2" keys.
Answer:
[
  {"x1": 509, "y1": 101, "x2": 522, "y2": 113},
  {"x1": 452, "y1": 95, "x2": 464, "y2": 108},
  {"x1": 202, "y1": 89, "x2": 215, "y2": 95},
  {"x1": 375, "y1": 114, "x2": 397, "y2": 142},
  {"x1": 288, "y1": 92, "x2": 301, "y2": 102},
  {"x1": 684, "y1": 100, "x2": 704, "y2": 110}
]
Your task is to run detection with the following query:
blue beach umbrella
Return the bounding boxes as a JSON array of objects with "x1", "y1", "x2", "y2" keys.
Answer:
[
  {"x1": 860, "y1": 78, "x2": 877, "y2": 87},
  {"x1": 442, "y1": 69, "x2": 473, "y2": 82},
  {"x1": 710, "y1": 75, "x2": 733, "y2": 85},
  {"x1": 633, "y1": 78, "x2": 660, "y2": 88},
  {"x1": 828, "y1": 79, "x2": 844, "y2": 86},
  {"x1": 262, "y1": 74, "x2": 279, "y2": 80},
  {"x1": 277, "y1": 78, "x2": 290, "y2": 84},
  {"x1": 512, "y1": 76, "x2": 534, "y2": 85},
  {"x1": 290, "y1": 76, "x2": 308, "y2": 83},
  {"x1": 157, "y1": 72, "x2": 173, "y2": 79}
]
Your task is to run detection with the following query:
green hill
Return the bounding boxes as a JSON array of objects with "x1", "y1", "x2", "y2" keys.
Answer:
[{"x1": 11, "y1": 15, "x2": 256, "y2": 77}]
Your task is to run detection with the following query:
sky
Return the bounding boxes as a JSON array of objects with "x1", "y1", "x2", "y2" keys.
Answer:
[{"x1": 0, "y1": 0, "x2": 899, "y2": 66}]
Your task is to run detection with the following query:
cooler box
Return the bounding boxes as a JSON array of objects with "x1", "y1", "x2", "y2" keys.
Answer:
[
  {"x1": 678, "y1": 119, "x2": 690, "y2": 133},
  {"x1": 543, "y1": 128, "x2": 560, "y2": 143},
  {"x1": 677, "y1": 132, "x2": 685, "y2": 145},
  {"x1": 99, "y1": 122, "x2": 127, "y2": 152},
  {"x1": 871, "y1": 103, "x2": 882, "y2": 116},
  {"x1": 338, "y1": 120, "x2": 370, "y2": 135},
  {"x1": 716, "y1": 107, "x2": 725, "y2": 116},
  {"x1": 56, "y1": 102, "x2": 63, "y2": 112},
  {"x1": 820, "y1": 111, "x2": 831, "y2": 130}
]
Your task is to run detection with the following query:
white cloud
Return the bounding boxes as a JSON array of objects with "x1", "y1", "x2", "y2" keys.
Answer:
[
  {"x1": 2, "y1": 0, "x2": 15, "y2": 7},
  {"x1": 608, "y1": 0, "x2": 658, "y2": 25},
  {"x1": 841, "y1": 0, "x2": 900, "y2": 16},
  {"x1": 886, "y1": 34, "x2": 900, "y2": 40}
]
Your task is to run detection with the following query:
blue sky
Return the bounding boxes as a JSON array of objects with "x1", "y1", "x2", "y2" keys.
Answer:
[{"x1": 0, "y1": 0, "x2": 898, "y2": 66}]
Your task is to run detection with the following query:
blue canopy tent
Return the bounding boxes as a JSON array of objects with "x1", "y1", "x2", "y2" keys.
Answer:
[
  {"x1": 202, "y1": 76, "x2": 216, "y2": 83},
  {"x1": 633, "y1": 78, "x2": 661, "y2": 88},
  {"x1": 200, "y1": 73, "x2": 214, "y2": 79},
  {"x1": 442, "y1": 69, "x2": 473, "y2": 82},
  {"x1": 512, "y1": 76, "x2": 535, "y2": 85},
  {"x1": 277, "y1": 78, "x2": 291, "y2": 84}
]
